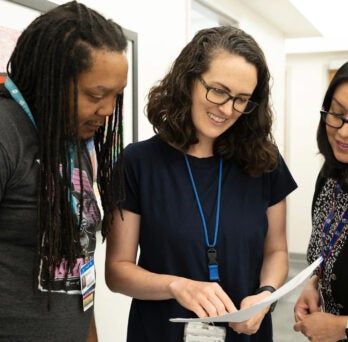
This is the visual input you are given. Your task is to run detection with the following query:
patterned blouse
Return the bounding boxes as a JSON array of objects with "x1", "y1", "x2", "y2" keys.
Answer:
[{"x1": 308, "y1": 175, "x2": 348, "y2": 315}]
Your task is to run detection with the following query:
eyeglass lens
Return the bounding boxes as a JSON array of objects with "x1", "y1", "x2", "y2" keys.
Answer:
[
  {"x1": 206, "y1": 89, "x2": 253, "y2": 113},
  {"x1": 322, "y1": 111, "x2": 348, "y2": 128}
]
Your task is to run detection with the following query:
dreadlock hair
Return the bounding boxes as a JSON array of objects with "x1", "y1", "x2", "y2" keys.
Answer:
[
  {"x1": 5, "y1": 1, "x2": 127, "y2": 290},
  {"x1": 147, "y1": 26, "x2": 278, "y2": 176}
]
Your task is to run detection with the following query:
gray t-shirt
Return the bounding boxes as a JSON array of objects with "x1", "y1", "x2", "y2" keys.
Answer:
[{"x1": 0, "y1": 97, "x2": 99, "y2": 341}]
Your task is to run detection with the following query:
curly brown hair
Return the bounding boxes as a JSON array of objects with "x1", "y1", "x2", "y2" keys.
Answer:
[{"x1": 147, "y1": 26, "x2": 278, "y2": 176}]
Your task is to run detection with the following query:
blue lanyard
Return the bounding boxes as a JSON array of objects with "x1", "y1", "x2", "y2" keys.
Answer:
[
  {"x1": 320, "y1": 178, "x2": 348, "y2": 273},
  {"x1": 68, "y1": 140, "x2": 97, "y2": 223},
  {"x1": 4, "y1": 76, "x2": 95, "y2": 224},
  {"x1": 184, "y1": 154, "x2": 222, "y2": 281},
  {"x1": 5, "y1": 77, "x2": 37, "y2": 129}
]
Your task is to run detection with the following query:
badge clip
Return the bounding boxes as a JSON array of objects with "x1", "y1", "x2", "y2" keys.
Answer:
[{"x1": 207, "y1": 248, "x2": 220, "y2": 281}]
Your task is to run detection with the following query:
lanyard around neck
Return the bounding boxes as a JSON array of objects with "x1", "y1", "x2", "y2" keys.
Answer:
[
  {"x1": 5, "y1": 76, "x2": 97, "y2": 223},
  {"x1": 320, "y1": 178, "x2": 348, "y2": 273},
  {"x1": 5, "y1": 76, "x2": 37, "y2": 129},
  {"x1": 184, "y1": 154, "x2": 223, "y2": 281}
]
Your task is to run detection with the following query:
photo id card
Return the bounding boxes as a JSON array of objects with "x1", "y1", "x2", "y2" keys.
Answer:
[
  {"x1": 80, "y1": 258, "x2": 96, "y2": 312},
  {"x1": 184, "y1": 322, "x2": 226, "y2": 342}
]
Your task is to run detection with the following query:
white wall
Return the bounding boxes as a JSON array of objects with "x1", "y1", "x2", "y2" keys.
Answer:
[
  {"x1": 94, "y1": 232, "x2": 131, "y2": 341},
  {"x1": 285, "y1": 51, "x2": 348, "y2": 254}
]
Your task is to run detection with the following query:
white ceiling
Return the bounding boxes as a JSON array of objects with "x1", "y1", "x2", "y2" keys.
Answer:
[
  {"x1": 242, "y1": 0, "x2": 321, "y2": 38},
  {"x1": 240, "y1": 0, "x2": 348, "y2": 53}
]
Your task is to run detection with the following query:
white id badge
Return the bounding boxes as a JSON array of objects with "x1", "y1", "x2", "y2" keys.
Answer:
[
  {"x1": 184, "y1": 322, "x2": 226, "y2": 342},
  {"x1": 80, "y1": 258, "x2": 96, "y2": 312}
]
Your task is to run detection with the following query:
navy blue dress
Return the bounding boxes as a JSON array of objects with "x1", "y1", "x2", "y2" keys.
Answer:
[{"x1": 120, "y1": 135, "x2": 297, "y2": 342}]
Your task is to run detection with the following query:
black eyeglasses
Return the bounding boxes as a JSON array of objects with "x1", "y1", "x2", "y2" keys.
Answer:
[
  {"x1": 320, "y1": 110, "x2": 348, "y2": 128},
  {"x1": 199, "y1": 78, "x2": 258, "y2": 114}
]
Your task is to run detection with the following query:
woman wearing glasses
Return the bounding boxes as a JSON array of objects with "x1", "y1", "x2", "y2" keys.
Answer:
[
  {"x1": 294, "y1": 62, "x2": 348, "y2": 342},
  {"x1": 105, "y1": 26, "x2": 297, "y2": 341}
]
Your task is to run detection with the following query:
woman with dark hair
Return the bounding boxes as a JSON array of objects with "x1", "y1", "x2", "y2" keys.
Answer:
[
  {"x1": 294, "y1": 62, "x2": 348, "y2": 342},
  {"x1": 0, "y1": 1, "x2": 128, "y2": 340},
  {"x1": 106, "y1": 26, "x2": 296, "y2": 341}
]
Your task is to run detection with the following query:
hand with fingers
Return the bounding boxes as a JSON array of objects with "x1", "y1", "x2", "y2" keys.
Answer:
[
  {"x1": 169, "y1": 277, "x2": 237, "y2": 318},
  {"x1": 229, "y1": 291, "x2": 272, "y2": 335},
  {"x1": 293, "y1": 312, "x2": 347, "y2": 342},
  {"x1": 294, "y1": 275, "x2": 321, "y2": 323}
]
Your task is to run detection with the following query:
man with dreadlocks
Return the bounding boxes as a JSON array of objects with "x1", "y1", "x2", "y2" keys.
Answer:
[{"x1": 0, "y1": 1, "x2": 127, "y2": 341}]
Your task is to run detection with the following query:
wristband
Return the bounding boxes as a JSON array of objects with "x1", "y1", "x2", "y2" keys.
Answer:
[{"x1": 254, "y1": 285, "x2": 277, "y2": 312}]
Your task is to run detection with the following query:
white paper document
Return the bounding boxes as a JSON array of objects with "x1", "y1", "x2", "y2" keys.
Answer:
[{"x1": 170, "y1": 256, "x2": 322, "y2": 323}]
